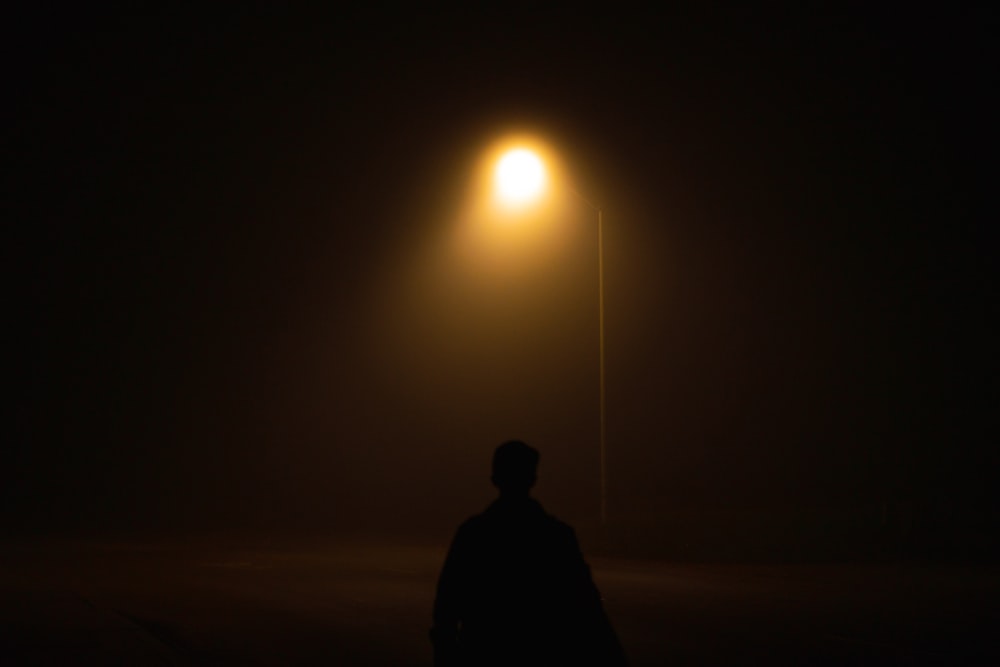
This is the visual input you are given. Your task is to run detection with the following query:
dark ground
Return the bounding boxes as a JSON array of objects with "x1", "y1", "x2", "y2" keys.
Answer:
[{"x1": 1, "y1": 539, "x2": 996, "y2": 665}]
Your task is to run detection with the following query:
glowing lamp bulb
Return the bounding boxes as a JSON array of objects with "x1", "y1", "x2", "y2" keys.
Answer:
[{"x1": 495, "y1": 149, "x2": 546, "y2": 205}]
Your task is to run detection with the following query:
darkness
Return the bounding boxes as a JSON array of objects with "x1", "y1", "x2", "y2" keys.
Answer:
[{"x1": 6, "y1": 6, "x2": 993, "y2": 558}]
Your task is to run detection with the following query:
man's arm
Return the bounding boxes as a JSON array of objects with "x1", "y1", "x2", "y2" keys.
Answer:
[
  {"x1": 430, "y1": 525, "x2": 468, "y2": 666},
  {"x1": 562, "y1": 526, "x2": 629, "y2": 666}
]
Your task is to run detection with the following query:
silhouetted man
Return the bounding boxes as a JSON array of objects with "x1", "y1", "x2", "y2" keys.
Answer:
[{"x1": 431, "y1": 440, "x2": 627, "y2": 666}]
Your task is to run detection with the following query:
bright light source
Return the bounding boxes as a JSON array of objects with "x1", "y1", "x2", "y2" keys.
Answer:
[{"x1": 495, "y1": 148, "x2": 546, "y2": 206}]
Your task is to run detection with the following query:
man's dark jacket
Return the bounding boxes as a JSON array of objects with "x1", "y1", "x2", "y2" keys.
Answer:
[{"x1": 431, "y1": 496, "x2": 626, "y2": 666}]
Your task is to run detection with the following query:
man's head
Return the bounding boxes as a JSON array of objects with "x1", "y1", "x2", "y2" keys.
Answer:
[{"x1": 491, "y1": 440, "x2": 539, "y2": 496}]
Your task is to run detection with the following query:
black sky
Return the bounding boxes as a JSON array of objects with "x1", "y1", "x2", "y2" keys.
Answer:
[{"x1": 6, "y1": 6, "x2": 993, "y2": 548}]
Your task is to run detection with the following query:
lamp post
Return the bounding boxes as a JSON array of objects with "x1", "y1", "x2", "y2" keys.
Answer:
[
  {"x1": 570, "y1": 189, "x2": 606, "y2": 527},
  {"x1": 493, "y1": 148, "x2": 608, "y2": 525},
  {"x1": 597, "y1": 206, "x2": 607, "y2": 527}
]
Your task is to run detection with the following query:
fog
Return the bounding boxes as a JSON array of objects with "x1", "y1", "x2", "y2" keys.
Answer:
[{"x1": 7, "y1": 6, "x2": 992, "y2": 562}]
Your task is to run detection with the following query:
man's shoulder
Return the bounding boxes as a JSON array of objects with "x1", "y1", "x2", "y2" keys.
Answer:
[
  {"x1": 543, "y1": 514, "x2": 580, "y2": 549},
  {"x1": 535, "y1": 510, "x2": 575, "y2": 536},
  {"x1": 458, "y1": 500, "x2": 577, "y2": 537},
  {"x1": 455, "y1": 512, "x2": 486, "y2": 533}
]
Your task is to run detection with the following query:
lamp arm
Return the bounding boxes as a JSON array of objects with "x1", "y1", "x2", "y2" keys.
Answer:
[{"x1": 565, "y1": 183, "x2": 601, "y2": 213}]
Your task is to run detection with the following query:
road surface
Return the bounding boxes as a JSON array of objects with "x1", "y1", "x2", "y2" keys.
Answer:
[{"x1": 1, "y1": 539, "x2": 996, "y2": 665}]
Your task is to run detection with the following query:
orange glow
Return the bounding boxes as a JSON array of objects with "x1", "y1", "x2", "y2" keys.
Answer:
[
  {"x1": 495, "y1": 148, "x2": 546, "y2": 207},
  {"x1": 466, "y1": 133, "x2": 568, "y2": 217},
  {"x1": 448, "y1": 132, "x2": 574, "y2": 277}
]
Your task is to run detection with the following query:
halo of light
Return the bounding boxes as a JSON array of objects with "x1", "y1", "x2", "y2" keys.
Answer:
[{"x1": 495, "y1": 148, "x2": 546, "y2": 205}]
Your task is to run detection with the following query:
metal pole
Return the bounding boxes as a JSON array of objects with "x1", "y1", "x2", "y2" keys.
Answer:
[
  {"x1": 566, "y1": 185, "x2": 607, "y2": 526},
  {"x1": 598, "y1": 208, "x2": 607, "y2": 526}
]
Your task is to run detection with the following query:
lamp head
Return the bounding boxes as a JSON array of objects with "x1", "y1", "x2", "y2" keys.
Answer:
[{"x1": 494, "y1": 148, "x2": 546, "y2": 207}]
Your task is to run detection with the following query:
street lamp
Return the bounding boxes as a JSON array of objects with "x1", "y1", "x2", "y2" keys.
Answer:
[
  {"x1": 491, "y1": 147, "x2": 608, "y2": 526},
  {"x1": 495, "y1": 149, "x2": 546, "y2": 206}
]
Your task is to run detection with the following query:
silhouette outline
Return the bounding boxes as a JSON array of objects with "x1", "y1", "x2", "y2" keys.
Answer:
[{"x1": 431, "y1": 441, "x2": 627, "y2": 666}]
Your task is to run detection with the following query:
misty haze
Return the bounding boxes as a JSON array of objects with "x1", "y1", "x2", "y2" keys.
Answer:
[{"x1": 6, "y1": 5, "x2": 994, "y2": 665}]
